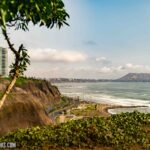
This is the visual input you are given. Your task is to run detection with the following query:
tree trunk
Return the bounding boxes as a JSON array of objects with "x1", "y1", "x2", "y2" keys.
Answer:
[
  {"x1": 0, "y1": 29, "x2": 21, "y2": 109},
  {"x1": 0, "y1": 75, "x2": 18, "y2": 109}
]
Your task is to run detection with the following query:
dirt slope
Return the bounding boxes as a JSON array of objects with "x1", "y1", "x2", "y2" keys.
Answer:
[{"x1": 0, "y1": 79, "x2": 61, "y2": 136}]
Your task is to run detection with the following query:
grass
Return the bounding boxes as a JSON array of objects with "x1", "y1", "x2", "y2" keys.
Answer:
[
  {"x1": 2, "y1": 76, "x2": 46, "y2": 86},
  {"x1": 0, "y1": 92, "x2": 3, "y2": 99},
  {"x1": 60, "y1": 96, "x2": 70, "y2": 108},
  {"x1": 49, "y1": 96, "x2": 70, "y2": 113},
  {"x1": 2, "y1": 76, "x2": 28, "y2": 85},
  {"x1": 70, "y1": 104, "x2": 99, "y2": 117},
  {"x1": 16, "y1": 77, "x2": 28, "y2": 85}
]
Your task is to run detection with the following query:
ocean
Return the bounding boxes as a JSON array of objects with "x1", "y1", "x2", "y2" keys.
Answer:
[{"x1": 54, "y1": 82, "x2": 150, "y2": 114}]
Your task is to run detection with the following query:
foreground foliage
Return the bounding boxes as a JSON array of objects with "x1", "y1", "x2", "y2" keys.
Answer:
[
  {"x1": 0, "y1": 111, "x2": 149, "y2": 150},
  {"x1": 0, "y1": 0, "x2": 69, "y2": 109}
]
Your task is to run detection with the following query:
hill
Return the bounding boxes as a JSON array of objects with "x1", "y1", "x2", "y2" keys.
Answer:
[{"x1": 117, "y1": 73, "x2": 150, "y2": 82}]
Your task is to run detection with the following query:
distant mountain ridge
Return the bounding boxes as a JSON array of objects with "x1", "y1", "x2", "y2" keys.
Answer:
[
  {"x1": 50, "y1": 73, "x2": 150, "y2": 82},
  {"x1": 117, "y1": 73, "x2": 150, "y2": 82}
]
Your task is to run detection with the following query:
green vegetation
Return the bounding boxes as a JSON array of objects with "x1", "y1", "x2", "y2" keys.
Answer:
[
  {"x1": 2, "y1": 76, "x2": 48, "y2": 85},
  {"x1": 60, "y1": 96, "x2": 71, "y2": 108},
  {"x1": 0, "y1": 92, "x2": 3, "y2": 99},
  {"x1": 48, "y1": 96, "x2": 70, "y2": 114},
  {"x1": 0, "y1": 111, "x2": 149, "y2": 150},
  {"x1": 15, "y1": 77, "x2": 46, "y2": 85},
  {"x1": 15, "y1": 77, "x2": 28, "y2": 85},
  {"x1": 71, "y1": 104, "x2": 99, "y2": 116}
]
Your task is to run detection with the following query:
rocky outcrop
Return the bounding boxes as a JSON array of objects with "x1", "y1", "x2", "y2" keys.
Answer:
[{"x1": 0, "y1": 78, "x2": 61, "y2": 136}]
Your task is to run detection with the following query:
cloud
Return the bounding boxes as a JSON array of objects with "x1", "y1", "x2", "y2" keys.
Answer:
[
  {"x1": 96, "y1": 57, "x2": 106, "y2": 62},
  {"x1": 95, "y1": 57, "x2": 111, "y2": 65},
  {"x1": 95, "y1": 63, "x2": 150, "y2": 74},
  {"x1": 125, "y1": 63, "x2": 142, "y2": 69},
  {"x1": 29, "y1": 48, "x2": 87, "y2": 63},
  {"x1": 100, "y1": 67, "x2": 112, "y2": 73},
  {"x1": 24, "y1": 62, "x2": 150, "y2": 79},
  {"x1": 84, "y1": 40, "x2": 97, "y2": 46},
  {"x1": 123, "y1": 63, "x2": 150, "y2": 72},
  {"x1": 8, "y1": 48, "x2": 150, "y2": 79}
]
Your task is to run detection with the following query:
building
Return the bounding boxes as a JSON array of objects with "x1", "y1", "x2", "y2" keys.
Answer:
[{"x1": 0, "y1": 47, "x2": 8, "y2": 76}]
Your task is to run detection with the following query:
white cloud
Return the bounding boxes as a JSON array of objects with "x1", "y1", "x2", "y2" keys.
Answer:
[
  {"x1": 95, "y1": 57, "x2": 111, "y2": 65},
  {"x1": 7, "y1": 50, "x2": 150, "y2": 79},
  {"x1": 96, "y1": 63, "x2": 150, "y2": 74},
  {"x1": 99, "y1": 67, "x2": 112, "y2": 73},
  {"x1": 24, "y1": 62, "x2": 150, "y2": 79},
  {"x1": 123, "y1": 63, "x2": 150, "y2": 72},
  {"x1": 125, "y1": 63, "x2": 142, "y2": 69},
  {"x1": 115, "y1": 66, "x2": 125, "y2": 71},
  {"x1": 96, "y1": 57, "x2": 106, "y2": 62},
  {"x1": 29, "y1": 48, "x2": 87, "y2": 63}
]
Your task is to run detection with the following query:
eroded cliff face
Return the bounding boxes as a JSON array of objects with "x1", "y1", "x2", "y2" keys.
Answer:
[
  {"x1": 0, "y1": 79, "x2": 61, "y2": 136},
  {"x1": 16, "y1": 80, "x2": 61, "y2": 107}
]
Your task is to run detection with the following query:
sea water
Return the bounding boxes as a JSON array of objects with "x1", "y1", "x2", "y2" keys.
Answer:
[{"x1": 54, "y1": 82, "x2": 150, "y2": 114}]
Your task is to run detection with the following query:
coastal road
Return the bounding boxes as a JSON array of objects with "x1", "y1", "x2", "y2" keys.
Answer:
[{"x1": 48, "y1": 98, "x2": 79, "y2": 123}]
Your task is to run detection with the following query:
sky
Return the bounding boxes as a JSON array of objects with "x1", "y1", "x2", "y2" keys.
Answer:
[{"x1": 1, "y1": 0, "x2": 150, "y2": 79}]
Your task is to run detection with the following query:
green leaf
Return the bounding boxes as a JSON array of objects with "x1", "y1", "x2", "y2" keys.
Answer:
[{"x1": 0, "y1": 0, "x2": 69, "y2": 30}]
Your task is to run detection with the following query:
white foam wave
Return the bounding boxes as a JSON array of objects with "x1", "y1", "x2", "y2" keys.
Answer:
[
  {"x1": 84, "y1": 94, "x2": 150, "y2": 107},
  {"x1": 62, "y1": 92, "x2": 150, "y2": 107},
  {"x1": 108, "y1": 107, "x2": 150, "y2": 114}
]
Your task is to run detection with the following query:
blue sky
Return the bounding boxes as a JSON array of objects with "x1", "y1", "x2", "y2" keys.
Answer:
[{"x1": 1, "y1": 0, "x2": 150, "y2": 79}]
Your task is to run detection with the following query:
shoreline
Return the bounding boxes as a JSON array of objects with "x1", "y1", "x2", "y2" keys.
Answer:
[
  {"x1": 69, "y1": 97, "x2": 149, "y2": 117},
  {"x1": 50, "y1": 96, "x2": 149, "y2": 123},
  {"x1": 83, "y1": 103, "x2": 148, "y2": 117},
  {"x1": 104, "y1": 105, "x2": 148, "y2": 116}
]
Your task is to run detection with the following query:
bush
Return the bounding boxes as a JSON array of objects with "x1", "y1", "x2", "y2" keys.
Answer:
[{"x1": 0, "y1": 111, "x2": 149, "y2": 149}]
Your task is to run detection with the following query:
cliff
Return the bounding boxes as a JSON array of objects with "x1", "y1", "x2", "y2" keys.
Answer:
[{"x1": 0, "y1": 78, "x2": 61, "y2": 136}]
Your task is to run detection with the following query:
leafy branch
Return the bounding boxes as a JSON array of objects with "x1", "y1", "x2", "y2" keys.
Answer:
[{"x1": 0, "y1": 0, "x2": 69, "y2": 109}]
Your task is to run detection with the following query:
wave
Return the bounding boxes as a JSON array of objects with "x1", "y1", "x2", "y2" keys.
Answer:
[
  {"x1": 108, "y1": 107, "x2": 150, "y2": 114},
  {"x1": 62, "y1": 92, "x2": 150, "y2": 107}
]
